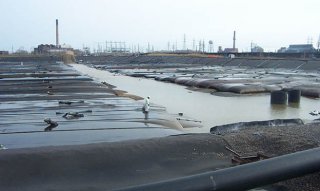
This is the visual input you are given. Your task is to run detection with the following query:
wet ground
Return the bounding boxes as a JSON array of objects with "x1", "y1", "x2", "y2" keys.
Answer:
[
  {"x1": 0, "y1": 61, "x2": 182, "y2": 149},
  {"x1": 72, "y1": 62, "x2": 320, "y2": 133},
  {"x1": 1, "y1": 56, "x2": 320, "y2": 191}
]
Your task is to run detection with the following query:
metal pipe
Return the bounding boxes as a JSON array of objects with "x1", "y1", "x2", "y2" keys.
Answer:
[{"x1": 114, "y1": 147, "x2": 320, "y2": 191}]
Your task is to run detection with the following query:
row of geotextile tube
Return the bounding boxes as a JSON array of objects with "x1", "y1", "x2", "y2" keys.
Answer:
[
  {"x1": 155, "y1": 77, "x2": 281, "y2": 94},
  {"x1": 153, "y1": 76, "x2": 320, "y2": 97}
]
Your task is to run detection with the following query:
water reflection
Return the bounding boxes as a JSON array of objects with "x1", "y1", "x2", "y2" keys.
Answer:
[
  {"x1": 288, "y1": 103, "x2": 300, "y2": 108},
  {"x1": 44, "y1": 118, "x2": 58, "y2": 131},
  {"x1": 143, "y1": 110, "x2": 149, "y2": 127},
  {"x1": 144, "y1": 112, "x2": 149, "y2": 120},
  {"x1": 270, "y1": 104, "x2": 287, "y2": 111},
  {"x1": 44, "y1": 124, "x2": 58, "y2": 131}
]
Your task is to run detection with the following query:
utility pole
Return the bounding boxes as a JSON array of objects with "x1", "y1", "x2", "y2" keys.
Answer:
[
  {"x1": 183, "y1": 34, "x2": 186, "y2": 50},
  {"x1": 233, "y1": 31, "x2": 236, "y2": 50},
  {"x1": 193, "y1": 39, "x2": 195, "y2": 51},
  {"x1": 307, "y1": 37, "x2": 313, "y2": 45},
  {"x1": 202, "y1": 40, "x2": 205, "y2": 53},
  {"x1": 317, "y1": 34, "x2": 320, "y2": 51},
  {"x1": 175, "y1": 41, "x2": 178, "y2": 51}
]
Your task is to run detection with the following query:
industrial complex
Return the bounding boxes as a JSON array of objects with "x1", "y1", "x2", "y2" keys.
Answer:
[{"x1": 1, "y1": 19, "x2": 319, "y2": 59}]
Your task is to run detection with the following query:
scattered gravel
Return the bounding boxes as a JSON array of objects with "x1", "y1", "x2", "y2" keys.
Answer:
[{"x1": 221, "y1": 123, "x2": 320, "y2": 191}]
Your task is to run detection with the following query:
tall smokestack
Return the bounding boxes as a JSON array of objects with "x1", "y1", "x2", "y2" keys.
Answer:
[
  {"x1": 233, "y1": 30, "x2": 236, "y2": 49},
  {"x1": 56, "y1": 19, "x2": 59, "y2": 48}
]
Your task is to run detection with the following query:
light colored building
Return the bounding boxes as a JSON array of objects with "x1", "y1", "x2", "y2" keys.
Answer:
[
  {"x1": 251, "y1": 45, "x2": 264, "y2": 53},
  {"x1": 285, "y1": 44, "x2": 316, "y2": 53}
]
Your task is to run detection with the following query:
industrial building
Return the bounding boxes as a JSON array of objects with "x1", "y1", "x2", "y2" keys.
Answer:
[
  {"x1": 33, "y1": 44, "x2": 57, "y2": 54},
  {"x1": 33, "y1": 44, "x2": 73, "y2": 55},
  {"x1": 278, "y1": 44, "x2": 316, "y2": 53},
  {"x1": 218, "y1": 31, "x2": 239, "y2": 53},
  {"x1": 251, "y1": 43, "x2": 264, "y2": 53},
  {"x1": 33, "y1": 19, "x2": 74, "y2": 55},
  {"x1": 251, "y1": 46, "x2": 264, "y2": 53},
  {"x1": 0, "y1": 51, "x2": 9, "y2": 55}
]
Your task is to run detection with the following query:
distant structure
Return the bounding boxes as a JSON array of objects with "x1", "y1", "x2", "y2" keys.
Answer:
[
  {"x1": 251, "y1": 42, "x2": 264, "y2": 53},
  {"x1": 34, "y1": 44, "x2": 73, "y2": 54},
  {"x1": 287, "y1": 44, "x2": 316, "y2": 53},
  {"x1": 233, "y1": 31, "x2": 236, "y2": 49},
  {"x1": 56, "y1": 19, "x2": 60, "y2": 48},
  {"x1": 278, "y1": 44, "x2": 316, "y2": 53},
  {"x1": 223, "y1": 48, "x2": 238, "y2": 53},
  {"x1": 251, "y1": 46, "x2": 264, "y2": 53},
  {"x1": 34, "y1": 44, "x2": 56, "y2": 54},
  {"x1": 219, "y1": 31, "x2": 238, "y2": 53},
  {"x1": 104, "y1": 41, "x2": 130, "y2": 53},
  {"x1": 34, "y1": 19, "x2": 74, "y2": 55},
  {"x1": 317, "y1": 34, "x2": 320, "y2": 51},
  {"x1": 277, "y1": 47, "x2": 287, "y2": 53},
  {"x1": 208, "y1": 40, "x2": 213, "y2": 52},
  {"x1": 0, "y1": 51, "x2": 9, "y2": 55},
  {"x1": 183, "y1": 34, "x2": 186, "y2": 50}
]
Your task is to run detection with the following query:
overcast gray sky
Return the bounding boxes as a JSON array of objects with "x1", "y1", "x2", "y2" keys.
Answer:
[{"x1": 0, "y1": 0, "x2": 319, "y2": 52}]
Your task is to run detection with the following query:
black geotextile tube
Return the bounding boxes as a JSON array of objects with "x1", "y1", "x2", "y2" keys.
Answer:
[{"x1": 115, "y1": 147, "x2": 320, "y2": 191}]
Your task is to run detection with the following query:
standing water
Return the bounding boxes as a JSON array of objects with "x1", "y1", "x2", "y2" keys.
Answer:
[{"x1": 72, "y1": 64, "x2": 319, "y2": 133}]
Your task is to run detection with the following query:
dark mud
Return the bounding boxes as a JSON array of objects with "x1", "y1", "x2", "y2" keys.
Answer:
[{"x1": 0, "y1": 61, "x2": 183, "y2": 149}]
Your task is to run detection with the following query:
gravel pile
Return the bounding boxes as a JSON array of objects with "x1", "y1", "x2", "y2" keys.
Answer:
[{"x1": 221, "y1": 123, "x2": 320, "y2": 191}]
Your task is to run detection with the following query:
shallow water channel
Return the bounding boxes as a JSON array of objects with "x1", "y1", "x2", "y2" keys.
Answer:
[{"x1": 72, "y1": 64, "x2": 320, "y2": 133}]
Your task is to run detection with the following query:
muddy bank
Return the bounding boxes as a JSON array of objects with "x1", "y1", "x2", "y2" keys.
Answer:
[{"x1": 210, "y1": 118, "x2": 304, "y2": 134}]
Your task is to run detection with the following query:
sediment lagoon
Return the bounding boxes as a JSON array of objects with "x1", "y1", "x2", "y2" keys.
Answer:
[{"x1": 72, "y1": 63, "x2": 320, "y2": 133}]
